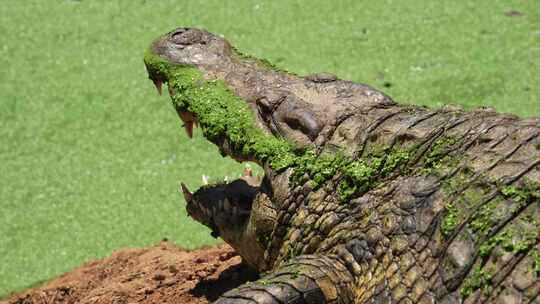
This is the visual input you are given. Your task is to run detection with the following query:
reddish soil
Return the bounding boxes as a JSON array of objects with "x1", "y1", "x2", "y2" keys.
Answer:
[{"x1": 1, "y1": 242, "x2": 258, "y2": 304}]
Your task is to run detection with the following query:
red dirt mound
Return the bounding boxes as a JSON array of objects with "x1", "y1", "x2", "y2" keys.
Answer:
[{"x1": 1, "y1": 242, "x2": 259, "y2": 304}]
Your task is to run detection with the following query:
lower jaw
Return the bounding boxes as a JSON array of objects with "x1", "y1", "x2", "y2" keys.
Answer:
[{"x1": 183, "y1": 165, "x2": 262, "y2": 212}]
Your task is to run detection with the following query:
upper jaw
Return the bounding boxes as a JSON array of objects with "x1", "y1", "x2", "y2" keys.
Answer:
[{"x1": 144, "y1": 32, "x2": 298, "y2": 169}]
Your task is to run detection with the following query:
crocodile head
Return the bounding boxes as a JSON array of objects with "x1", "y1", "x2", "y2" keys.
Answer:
[
  {"x1": 144, "y1": 27, "x2": 392, "y2": 269},
  {"x1": 144, "y1": 27, "x2": 311, "y2": 269}
]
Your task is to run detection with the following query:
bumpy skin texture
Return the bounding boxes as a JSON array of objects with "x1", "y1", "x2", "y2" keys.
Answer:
[{"x1": 145, "y1": 28, "x2": 540, "y2": 303}]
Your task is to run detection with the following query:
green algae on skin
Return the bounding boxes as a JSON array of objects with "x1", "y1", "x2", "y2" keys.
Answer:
[
  {"x1": 477, "y1": 228, "x2": 533, "y2": 258},
  {"x1": 338, "y1": 148, "x2": 410, "y2": 200},
  {"x1": 438, "y1": 168, "x2": 475, "y2": 236},
  {"x1": 441, "y1": 202, "x2": 459, "y2": 237},
  {"x1": 501, "y1": 181, "x2": 540, "y2": 204},
  {"x1": 290, "y1": 151, "x2": 347, "y2": 188},
  {"x1": 418, "y1": 137, "x2": 458, "y2": 176},
  {"x1": 460, "y1": 266, "x2": 493, "y2": 298},
  {"x1": 533, "y1": 249, "x2": 540, "y2": 277},
  {"x1": 289, "y1": 148, "x2": 410, "y2": 201},
  {"x1": 469, "y1": 198, "x2": 502, "y2": 235},
  {"x1": 436, "y1": 151, "x2": 540, "y2": 240},
  {"x1": 471, "y1": 181, "x2": 540, "y2": 258}
]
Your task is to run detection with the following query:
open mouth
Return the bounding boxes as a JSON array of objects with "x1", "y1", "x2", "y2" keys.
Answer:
[{"x1": 148, "y1": 72, "x2": 265, "y2": 237}]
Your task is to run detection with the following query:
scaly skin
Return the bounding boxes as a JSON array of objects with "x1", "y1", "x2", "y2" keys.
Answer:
[{"x1": 145, "y1": 28, "x2": 540, "y2": 303}]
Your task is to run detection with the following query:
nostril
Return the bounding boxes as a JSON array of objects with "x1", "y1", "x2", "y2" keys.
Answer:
[
  {"x1": 170, "y1": 27, "x2": 188, "y2": 37},
  {"x1": 171, "y1": 28, "x2": 203, "y2": 45}
]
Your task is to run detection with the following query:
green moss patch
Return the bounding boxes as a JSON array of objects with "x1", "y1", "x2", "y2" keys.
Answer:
[
  {"x1": 533, "y1": 249, "x2": 540, "y2": 277},
  {"x1": 287, "y1": 146, "x2": 411, "y2": 200},
  {"x1": 473, "y1": 181, "x2": 540, "y2": 257},
  {"x1": 469, "y1": 198, "x2": 503, "y2": 236},
  {"x1": 478, "y1": 228, "x2": 536, "y2": 258},
  {"x1": 501, "y1": 181, "x2": 540, "y2": 203},
  {"x1": 418, "y1": 137, "x2": 458, "y2": 176},
  {"x1": 460, "y1": 266, "x2": 493, "y2": 298},
  {"x1": 338, "y1": 149, "x2": 410, "y2": 200},
  {"x1": 441, "y1": 202, "x2": 459, "y2": 236}
]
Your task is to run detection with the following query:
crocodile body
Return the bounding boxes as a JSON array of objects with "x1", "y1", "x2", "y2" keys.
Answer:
[{"x1": 144, "y1": 28, "x2": 540, "y2": 303}]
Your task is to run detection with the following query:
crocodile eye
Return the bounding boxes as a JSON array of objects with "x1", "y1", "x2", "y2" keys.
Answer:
[
  {"x1": 283, "y1": 111, "x2": 321, "y2": 141},
  {"x1": 272, "y1": 96, "x2": 322, "y2": 144}
]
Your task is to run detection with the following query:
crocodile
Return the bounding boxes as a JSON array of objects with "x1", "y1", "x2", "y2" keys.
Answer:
[{"x1": 144, "y1": 28, "x2": 540, "y2": 303}]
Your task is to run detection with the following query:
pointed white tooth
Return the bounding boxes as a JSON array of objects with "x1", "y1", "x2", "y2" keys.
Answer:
[
  {"x1": 178, "y1": 112, "x2": 196, "y2": 138},
  {"x1": 243, "y1": 164, "x2": 253, "y2": 177},
  {"x1": 223, "y1": 198, "x2": 231, "y2": 212},
  {"x1": 217, "y1": 200, "x2": 224, "y2": 210},
  {"x1": 198, "y1": 203, "x2": 208, "y2": 214},
  {"x1": 224, "y1": 176, "x2": 229, "y2": 182},
  {"x1": 152, "y1": 79, "x2": 163, "y2": 95},
  {"x1": 180, "y1": 182, "x2": 193, "y2": 202},
  {"x1": 202, "y1": 175, "x2": 209, "y2": 185},
  {"x1": 184, "y1": 121, "x2": 194, "y2": 138}
]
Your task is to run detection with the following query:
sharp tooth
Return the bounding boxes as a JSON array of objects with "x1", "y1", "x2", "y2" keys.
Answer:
[
  {"x1": 178, "y1": 112, "x2": 196, "y2": 138},
  {"x1": 202, "y1": 175, "x2": 209, "y2": 185},
  {"x1": 217, "y1": 200, "x2": 224, "y2": 211},
  {"x1": 152, "y1": 79, "x2": 163, "y2": 95},
  {"x1": 224, "y1": 176, "x2": 229, "y2": 182},
  {"x1": 243, "y1": 164, "x2": 253, "y2": 177},
  {"x1": 180, "y1": 182, "x2": 192, "y2": 202},
  {"x1": 200, "y1": 205, "x2": 209, "y2": 215},
  {"x1": 223, "y1": 198, "x2": 231, "y2": 212},
  {"x1": 184, "y1": 121, "x2": 194, "y2": 138}
]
